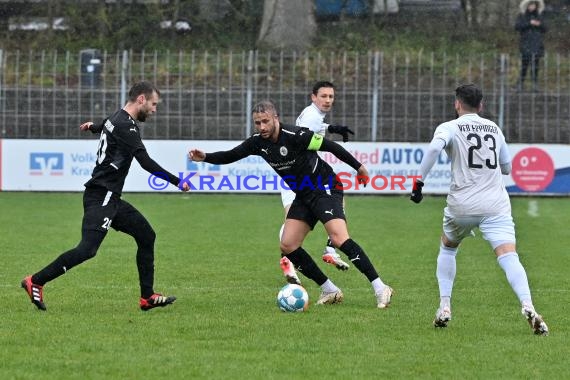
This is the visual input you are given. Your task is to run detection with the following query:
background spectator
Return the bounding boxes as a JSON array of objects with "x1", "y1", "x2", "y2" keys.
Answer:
[{"x1": 515, "y1": 0, "x2": 547, "y2": 91}]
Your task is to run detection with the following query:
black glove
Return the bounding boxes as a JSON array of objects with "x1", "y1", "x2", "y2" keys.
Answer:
[
  {"x1": 327, "y1": 124, "x2": 355, "y2": 142},
  {"x1": 410, "y1": 179, "x2": 424, "y2": 204}
]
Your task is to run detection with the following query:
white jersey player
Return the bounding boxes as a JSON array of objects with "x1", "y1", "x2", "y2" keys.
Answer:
[
  {"x1": 433, "y1": 112, "x2": 511, "y2": 217},
  {"x1": 279, "y1": 81, "x2": 354, "y2": 273},
  {"x1": 410, "y1": 84, "x2": 548, "y2": 335},
  {"x1": 296, "y1": 100, "x2": 328, "y2": 136}
]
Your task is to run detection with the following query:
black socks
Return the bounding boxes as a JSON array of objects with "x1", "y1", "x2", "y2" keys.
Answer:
[
  {"x1": 285, "y1": 247, "x2": 328, "y2": 286},
  {"x1": 339, "y1": 239, "x2": 379, "y2": 282}
]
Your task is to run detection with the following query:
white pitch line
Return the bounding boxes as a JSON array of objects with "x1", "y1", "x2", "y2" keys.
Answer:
[{"x1": 528, "y1": 200, "x2": 539, "y2": 217}]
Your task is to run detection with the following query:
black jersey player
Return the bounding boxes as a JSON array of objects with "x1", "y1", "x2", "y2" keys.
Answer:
[
  {"x1": 189, "y1": 100, "x2": 393, "y2": 308},
  {"x1": 22, "y1": 81, "x2": 190, "y2": 311}
]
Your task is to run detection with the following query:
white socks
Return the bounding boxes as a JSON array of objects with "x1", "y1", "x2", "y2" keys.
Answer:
[
  {"x1": 371, "y1": 278, "x2": 386, "y2": 294},
  {"x1": 439, "y1": 296, "x2": 451, "y2": 309},
  {"x1": 437, "y1": 244, "x2": 458, "y2": 299},
  {"x1": 436, "y1": 246, "x2": 533, "y2": 308},
  {"x1": 321, "y1": 279, "x2": 340, "y2": 293},
  {"x1": 323, "y1": 245, "x2": 336, "y2": 255},
  {"x1": 497, "y1": 252, "x2": 532, "y2": 305}
]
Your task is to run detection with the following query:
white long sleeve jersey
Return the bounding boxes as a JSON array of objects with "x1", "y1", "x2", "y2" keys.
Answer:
[
  {"x1": 296, "y1": 103, "x2": 328, "y2": 136},
  {"x1": 431, "y1": 113, "x2": 512, "y2": 216}
]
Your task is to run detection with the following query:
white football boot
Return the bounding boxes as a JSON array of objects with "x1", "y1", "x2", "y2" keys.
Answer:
[
  {"x1": 316, "y1": 289, "x2": 344, "y2": 305},
  {"x1": 376, "y1": 286, "x2": 393, "y2": 309},
  {"x1": 522, "y1": 304, "x2": 549, "y2": 336},
  {"x1": 433, "y1": 306, "x2": 452, "y2": 328}
]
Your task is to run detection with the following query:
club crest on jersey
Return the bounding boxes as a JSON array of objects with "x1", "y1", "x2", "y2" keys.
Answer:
[{"x1": 280, "y1": 146, "x2": 288, "y2": 156}]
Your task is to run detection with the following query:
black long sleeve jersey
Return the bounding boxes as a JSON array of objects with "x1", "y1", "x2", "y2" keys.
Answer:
[
  {"x1": 203, "y1": 124, "x2": 362, "y2": 199},
  {"x1": 85, "y1": 109, "x2": 179, "y2": 195}
]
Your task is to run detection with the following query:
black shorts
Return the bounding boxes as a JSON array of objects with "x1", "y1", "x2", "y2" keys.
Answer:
[
  {"x1": 287, "y1": 189, "x2": 345, "y2": 230},
  {"x1": 82, "y1": 187, "x2": 152, "y2": 235},
  {"x1": 82, "y1": 187, "x2": 120, "y2": 232}
]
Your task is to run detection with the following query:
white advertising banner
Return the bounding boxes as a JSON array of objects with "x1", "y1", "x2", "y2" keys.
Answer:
[{"x1": 1, "y1": 139, "x2": 569, "y2": 195}]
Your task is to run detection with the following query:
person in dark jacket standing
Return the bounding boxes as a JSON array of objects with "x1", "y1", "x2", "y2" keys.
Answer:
[{"x1": 515, "y1": 0, "x2": 547, "y2": 91}]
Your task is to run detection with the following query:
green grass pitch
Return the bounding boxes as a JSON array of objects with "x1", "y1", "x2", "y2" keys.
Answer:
[{"x1": 1, "y1": 192, "x2": 568, "y2": 379}]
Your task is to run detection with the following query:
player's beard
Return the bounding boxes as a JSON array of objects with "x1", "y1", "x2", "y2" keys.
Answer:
[
  {"x1": 137, "y1": 109, "x2": 150, "y2": 122},
  {"x1": 260, "y1": 122, "x2": 276, "y2": 139}
]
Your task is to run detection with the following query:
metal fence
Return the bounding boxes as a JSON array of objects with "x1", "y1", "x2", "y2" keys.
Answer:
[{"x1": 1, "y1": 49, "x2": 569, "y2": 143}]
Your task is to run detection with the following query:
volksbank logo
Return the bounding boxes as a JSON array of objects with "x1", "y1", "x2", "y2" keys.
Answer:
[{"x1": 29, "y1": 153, "x2": 64, "y2": 176}]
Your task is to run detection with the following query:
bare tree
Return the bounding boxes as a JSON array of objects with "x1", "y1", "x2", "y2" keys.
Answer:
[{"x1": 257, "y1": 0, "x2": 316, "y2": 50}]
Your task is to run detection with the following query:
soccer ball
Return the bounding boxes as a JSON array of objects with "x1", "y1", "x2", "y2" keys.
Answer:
[{"x1": 277, "y1": 284, "x2": 309, "y2": 312}]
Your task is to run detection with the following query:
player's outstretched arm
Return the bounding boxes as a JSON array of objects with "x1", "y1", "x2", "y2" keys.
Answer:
[
  {"x1": 318, "y1": 138, "x2": 361, "y2": 171},
  {"x1": 189, "y1": 149, "x2": 206, "y2": 162},
  {"x1": 327, "y1": 124, "x2": 355, "y2": 142},
  {"x1": 418, "y1": 138, "x2": 445, "y2": 181},
  {"x1": 79, "y1": 121, "x2": 93, "y2": 131},
  {"x1": 189, "y1": 142, "x2": 251, "y2": 165},
  {"x1": 356, "y1": 165, "x2": 369, "y2": 187},
  {"x1": 134, "y1": 150, "x2": 185, "y2": 190},
  {"x1": 410, "y1": 179, "x2": 424, "y2": 203},
  {"x1": 410, "y1": 137, "x2": 444, "y2": 204},
  {"x1": 80, "y1": 120, "x2": 104, "y2": 133}
]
